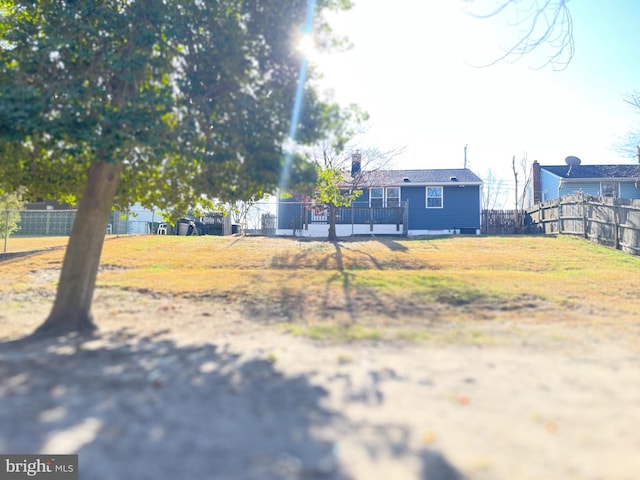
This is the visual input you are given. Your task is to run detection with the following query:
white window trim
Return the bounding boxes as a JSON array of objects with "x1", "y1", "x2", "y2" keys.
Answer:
[
  {"x1": 386, "y1": 187, "x2": 400, "y2": 207},
  {"x1": 370, "y1": 187, "x2": 401, "y2": 207},
  {"x1": 426, "y1": 186, "x2": 444, "y2": 209},
  {"x1": 600, "y1": 181, "x2": 619, "y2": 198},
  {"x1": 369, "y1": 187, "x2": 384, "y2": 207}
]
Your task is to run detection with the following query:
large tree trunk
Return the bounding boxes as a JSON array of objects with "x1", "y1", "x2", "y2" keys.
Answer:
[{"x1": 35, "y1": 161, "x2": 123, "y2": 336}]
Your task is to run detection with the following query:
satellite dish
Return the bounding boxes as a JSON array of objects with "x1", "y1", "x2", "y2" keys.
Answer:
[{"x1": 565, "y1": 156, "x2": 581, "y2": 166}]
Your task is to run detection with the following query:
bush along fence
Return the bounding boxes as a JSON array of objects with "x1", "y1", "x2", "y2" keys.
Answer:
[{"x1": 526, "y1": 193, "x2": 640, "y2": 255}]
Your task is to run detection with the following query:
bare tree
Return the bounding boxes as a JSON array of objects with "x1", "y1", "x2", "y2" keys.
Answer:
[
  {"x1": 615, "y1": 91, "x2": 640, "y2": 162},
  {"x1": 309, "y1": 142, "x2": 404, "y2": 241},
  {"x1": 512, "y1": 152, "x2": 531, "y2": 232},
  {"x1": 229, "y1": 194, "x2": 271, "y2": 235},
  {"x1": 464, "y1": 0, "x2": 574, "y2": 70},
  {"x1": 481, "y1": 168, "x2": 507, "y2": 210},
  {"x1": 512, "y1": 155, "x2": 520, "y2": 231},
  {"x1": 467, "y1": 2, "x2": 638, "y2": 166}
]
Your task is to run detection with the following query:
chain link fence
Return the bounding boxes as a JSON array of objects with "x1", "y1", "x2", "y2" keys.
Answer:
[
  {"x1": 1, "y1": 208, "x2": 164, "y2": 254},
  {"x1": 2, "y1": 202, "x2": 279, "y2": 254}
]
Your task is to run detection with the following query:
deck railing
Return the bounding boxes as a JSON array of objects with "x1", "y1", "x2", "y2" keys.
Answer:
[{"x1": 294, "y1": 201, "x2": 408, "y2": 235}]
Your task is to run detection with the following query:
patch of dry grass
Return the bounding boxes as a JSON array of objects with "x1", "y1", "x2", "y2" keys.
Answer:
[
  {"x1": 2, "y1": 234, "x2": 639, "y2": 343},
  {"x1": 2, "y1": 235, "x2": 70, "y2": 254}
]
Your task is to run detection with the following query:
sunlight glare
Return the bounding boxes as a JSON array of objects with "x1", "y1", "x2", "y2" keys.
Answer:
[
  {"x1": 279, "y1": 0, "x2": 317, "y2": 193},
  {"x1": 296, "y1": 33, "x2": 316, "y2": 59}
]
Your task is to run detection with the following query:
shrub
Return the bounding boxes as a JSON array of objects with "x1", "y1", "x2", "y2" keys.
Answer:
[{"x1": 0, "y1": 190, "x2": 24, "y2": 238}]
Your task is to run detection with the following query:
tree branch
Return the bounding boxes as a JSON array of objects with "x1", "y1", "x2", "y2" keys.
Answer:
[{"x1": 464, "y1": 0, "x2": 574, "y2": 70}]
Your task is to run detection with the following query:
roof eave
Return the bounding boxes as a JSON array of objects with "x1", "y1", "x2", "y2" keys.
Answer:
[
  {"x1": 560, "y1": 177, "x2": 638, "y2": 182},
  {"x1": 399, "y1": 181, "x2": 483, "y2": 186}
]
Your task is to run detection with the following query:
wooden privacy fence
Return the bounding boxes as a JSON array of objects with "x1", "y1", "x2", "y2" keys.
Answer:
[
  {"x1": 481, "y1": 209, "x2": 521, "y2": 234},
  {"x1": 526, "y1": 194, "x2": 640, "y2": 255}
]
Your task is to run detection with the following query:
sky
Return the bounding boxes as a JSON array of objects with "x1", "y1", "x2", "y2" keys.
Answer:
[{"x1": 308, "y1": 0, "x2": 640, "y2": 201}]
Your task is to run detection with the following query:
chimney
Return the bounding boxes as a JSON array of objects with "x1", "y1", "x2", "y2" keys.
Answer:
[
  {"x1": 351, "y1": 151, "x2": 362, "y2": 177},
  {"x1": 532, "y1": 160, "x2": 542, "y2": 204}
]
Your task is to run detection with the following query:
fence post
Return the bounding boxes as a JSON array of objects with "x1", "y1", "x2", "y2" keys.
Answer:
[
  {"x1": 351, "y1": 203, "x2": 354, "y2": 236},
  {"x1": 615, "y1": 198, "x2": 621, "y2": 250},
  {"x1": 369, "y1": 206, "x2": 374, "y2": 232},
  {"x1": 581, "y1": 193, "x2": 587, "y2": 239},
  {"x1": 559, "y1": 199, "x2": 565, "y2": 234}
]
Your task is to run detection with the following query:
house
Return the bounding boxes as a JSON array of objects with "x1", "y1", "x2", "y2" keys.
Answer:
[
  {"x1": 277, "y1": 159, "x2": 483, "y2": 237},
  {"x1": 110, "y1": 204, "x2": 234, "y2": 236},
  {"x1": 530, "y1": 158, "x2": 640, "y2": 205}
]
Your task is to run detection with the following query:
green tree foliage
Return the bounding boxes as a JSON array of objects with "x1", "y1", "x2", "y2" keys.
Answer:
[
  {"x1": 0, "y1": 0, "x2": 353, "y2": 335},
  {"x1": 293, "y1": 103, "x2": 369, "y2": 241},
  {"x1": 315, "y1": 166, "x2": 361, "y2": 241},
  {"x1": 315, "y1": 168, "x2": 360, "y2": 207},
  {"x1": 296, "y1": 103, "x2": 404, "y2": 241},
  {"x1": 0, "y1": 189, "x2": 24, "y2": 238}
]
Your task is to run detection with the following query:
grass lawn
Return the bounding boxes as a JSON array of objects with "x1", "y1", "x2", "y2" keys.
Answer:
[
  {"x1": 3, "y1": 234, "x2": 640, "y2": 480},
  {"x1": 2, "y1": 234, "x2": 639, "y2": 343}
]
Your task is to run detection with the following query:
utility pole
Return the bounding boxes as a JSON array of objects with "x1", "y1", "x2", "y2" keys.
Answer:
[{"x1": 464, "y1": 144, "x2": 468, "y2": 169}]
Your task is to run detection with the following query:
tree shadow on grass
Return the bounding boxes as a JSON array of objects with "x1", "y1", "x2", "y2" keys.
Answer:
[
  {"x1": 0, "y1": 329, "x2": 467, "y2": 480},
  {"x1": 0, "y1": 250, "x2": 57, "y2": 263},
  {"x1": 0, "y1": 331, "x2": 342, "y2": 479},
  {"x1": 375, "y1": 238, "x2": 409, "y2": 252},
  {"x1": 323, "y1": 368, "x2": 467, "y2": 479},
  {"x1": 266, "y1": 242, "x2": 414, "y2": 324},
  {"x1": 330, "y1": 242, "x2": 355, "y2": 322}
]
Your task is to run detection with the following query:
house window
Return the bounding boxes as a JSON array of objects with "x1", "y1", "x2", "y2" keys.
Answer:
[
  {"x1": 601, "y1": 182, "x2": 619, "y2": 197},
  {"x1": 426, "y1": 186, "x2": 443, "y2": 208},
  {"x1": 370, "y1": 187, "x2": 383, "y2": 207},
  {"x1": 386, "y1": 187, "x2": 400, "y2": 207},
  {"x1": 370, "y1": 187, "x2": 401, "y2": 207},
  {"x1": 339, "y1": 188, "x2": 351, "y2": 198}
]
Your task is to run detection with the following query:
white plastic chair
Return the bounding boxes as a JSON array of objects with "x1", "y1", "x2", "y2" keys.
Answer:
[{"x1": 157, "y1": 223, "x2": 168, "y2": 235}]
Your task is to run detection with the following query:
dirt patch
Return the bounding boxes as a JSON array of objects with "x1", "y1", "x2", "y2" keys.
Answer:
[{"x1": 2, "y1": 283, "x2": 640, "y2": 479}]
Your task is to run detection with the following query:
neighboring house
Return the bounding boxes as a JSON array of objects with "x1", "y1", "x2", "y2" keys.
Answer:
[
  {"x1": 530, "y1": 159, "x2": 640, "y2": 206},
  {"x1": 110, "y1": 203, "x2": 234, "y2": 236},
  {"x1": 277, "y1": 160, "x2": 483, "y2": 237}
]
